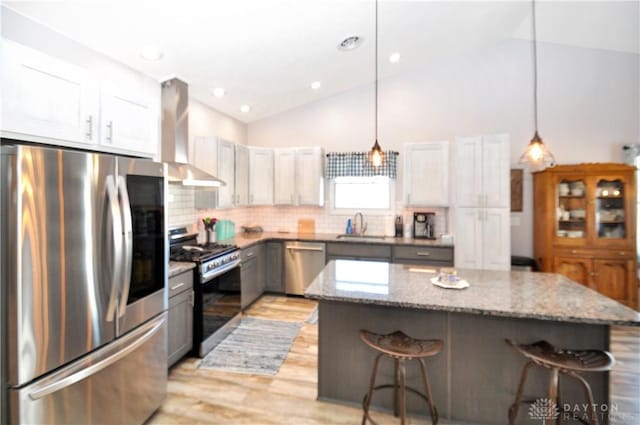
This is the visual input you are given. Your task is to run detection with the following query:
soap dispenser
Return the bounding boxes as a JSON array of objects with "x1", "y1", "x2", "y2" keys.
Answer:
[{"x1": 346, "y1": 218, "x2": 353, "y2": 234}]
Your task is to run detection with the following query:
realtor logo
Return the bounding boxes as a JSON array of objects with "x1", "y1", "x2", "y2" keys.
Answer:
[{"x1": 529, "y1": 398, "x2": 560, "y2": 424}]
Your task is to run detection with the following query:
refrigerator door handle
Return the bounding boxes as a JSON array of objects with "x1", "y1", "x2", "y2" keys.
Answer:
[
  {"x1": 117, "y1": 175, "x2": 134, "y2": 318},
  {"x1": 27, "y1": 314, "x2": 165, "y2": 400},
  {"x1": 105, "y1": 175, "x2": 123, "y2": 322}
]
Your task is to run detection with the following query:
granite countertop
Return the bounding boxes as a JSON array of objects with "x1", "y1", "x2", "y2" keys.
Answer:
[
  {"x1": 169, "y1": 261, "x2": 196, "y2": 278},
  {"x1": 304, "y1": 259, "x2": 640, "y2": 327},
  {"x1": 218, "y1": 231, "x2": 454, "y2": 250}
]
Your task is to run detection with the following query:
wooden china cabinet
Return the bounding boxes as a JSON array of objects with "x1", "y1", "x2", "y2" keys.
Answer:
[{"x1": 533, "y1": 163, "x2": 638, "y2": 309}]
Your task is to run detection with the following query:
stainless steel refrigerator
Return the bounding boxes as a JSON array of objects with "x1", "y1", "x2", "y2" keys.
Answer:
[{"x1": 1, "y1": 142, "x2": 168, "y2": 424}]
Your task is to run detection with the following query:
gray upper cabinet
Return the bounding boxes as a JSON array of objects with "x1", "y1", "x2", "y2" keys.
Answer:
[{"x1": 234, "y1": 144, "x2": 250, "y2": 206}]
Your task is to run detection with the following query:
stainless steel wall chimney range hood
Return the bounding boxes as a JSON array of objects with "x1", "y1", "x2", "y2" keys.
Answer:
[{"x1": 161, "y1": 78, "x2": 225, "y2": 187}]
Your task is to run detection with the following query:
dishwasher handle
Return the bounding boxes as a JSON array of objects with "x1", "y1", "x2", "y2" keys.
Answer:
[{"x1": 286, "y1": 246, "x2": 325, "y2": 252}]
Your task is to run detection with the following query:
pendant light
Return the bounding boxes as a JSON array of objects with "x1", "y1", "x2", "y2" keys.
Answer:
[
  {"x1": 369, "y1": 0, "x2": 384, "y2": 167},
  {"x1": 519, "y1": 0, "x2": 555, "y2": 171}
]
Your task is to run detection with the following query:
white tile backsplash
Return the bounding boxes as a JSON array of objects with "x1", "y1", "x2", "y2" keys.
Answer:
[{"x1": 168, "y1": 184, "x2": 448, "y2": 238}]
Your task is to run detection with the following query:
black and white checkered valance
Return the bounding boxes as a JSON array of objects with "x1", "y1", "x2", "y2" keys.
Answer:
[{"x1": 325, "y1": 151, "x2": 399, "y2": 179}]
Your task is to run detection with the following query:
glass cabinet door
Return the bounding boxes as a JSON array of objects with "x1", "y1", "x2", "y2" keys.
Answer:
[
  {"x1": 595, "y1": 179, "x2": 626, "y2": 240},
  {"x1": 556, "y1": 179, "x2": 587, "y2": 240}
]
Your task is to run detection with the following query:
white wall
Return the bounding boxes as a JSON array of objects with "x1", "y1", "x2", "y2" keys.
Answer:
[
  {"x1": 189, "y1": 99, "x2": 248, "y2": 146},
  {"x1": 248, "y1": 39, "x2": 639, "y2": 256}
]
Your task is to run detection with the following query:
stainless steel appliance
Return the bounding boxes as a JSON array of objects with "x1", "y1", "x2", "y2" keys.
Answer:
[
  {"x1": 284, "y1": 242, "x2": 326, "y2": 295},
  {"x1": 168, "y1": 227, "x2": 241, "y2": 357},
  {"x1": 413, "y1": 212, "x2": 436, "y2": 239},
  {"x1": 1, "y1": 142, "x2": 168, "y2": 425}
]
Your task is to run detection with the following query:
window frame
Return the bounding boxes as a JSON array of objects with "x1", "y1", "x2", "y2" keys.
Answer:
[{"x1": 328, "y1": 176, "x2": 395, "y2": 216}]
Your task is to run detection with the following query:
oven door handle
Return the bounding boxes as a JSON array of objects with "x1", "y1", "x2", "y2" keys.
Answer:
[{"x1": 201, "y1": 259, "x2": 241, "y2": 282}]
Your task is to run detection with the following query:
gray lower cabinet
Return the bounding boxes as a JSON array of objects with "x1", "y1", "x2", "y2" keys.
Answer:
[
  {"x1": 241, "y1": 244, "x2": 265, "y2": 309},
  {"x1": 265, "y1": 241, "x2": 284, "y2": 293},
  {"x1": 168, "y1": 270, "x2": 194, "y2": 368},
  {"x1": 391, "y1": 245, "x2": 454, "y2": 266},
  {"x1": 326, "y1": 242, "x2": 392, "y2": 263}
]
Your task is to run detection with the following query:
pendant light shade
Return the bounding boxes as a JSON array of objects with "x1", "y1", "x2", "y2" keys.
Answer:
[
  {"x1": 519, "y1": 0, "x2": 555, "y2": 171},
  {"x1": 369, "y1": 0, "x2": 383, "y2": 167},
  {"x1": 370, "y1": 139, "x2": 383, "y2": 166},
  {"x1": 519, "y1": 131, "x2": 555, "y2": 171}
]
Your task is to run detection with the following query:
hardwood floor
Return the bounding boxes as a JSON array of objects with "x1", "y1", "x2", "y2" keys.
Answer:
[{"x1": 148, "y1": 295, "x2": 639, "y2": 425}]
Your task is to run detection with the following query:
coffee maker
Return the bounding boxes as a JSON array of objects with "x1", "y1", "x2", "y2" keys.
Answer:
[{"x1": 413, "y1": 212, "x2": 435, "y2": 239}]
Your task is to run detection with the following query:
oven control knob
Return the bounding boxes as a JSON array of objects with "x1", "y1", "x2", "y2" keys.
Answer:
[
  {"x1": 207, "y1": 264, "x2": 214, "y2": 271},
  {"x1": 213, "y1": 260, "x2": 220, "y2": 267}
]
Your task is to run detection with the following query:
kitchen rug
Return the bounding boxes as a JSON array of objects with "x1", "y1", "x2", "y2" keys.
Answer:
[
  {"x1": 305, "y1": 305, "x2": 318, "y2": 325},
  {"x1": 199, "y1": 317, "x2": 302, "y2": 375}
]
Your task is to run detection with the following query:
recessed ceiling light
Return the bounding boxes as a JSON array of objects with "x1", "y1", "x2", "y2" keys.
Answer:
[
  {"x1": 389, "y1": 52, "x2": 401, "y2": 63},
  {"x1": 311, "y1": 81, "x2": 321, "y2": 90},
  {"x1": 338, "y1": 35, "x2": 362, "y2": 51},
  {"x1": 240, "y1": 104, "x2": 251, "y2": 113},
  {"x1": 139, "y1": 45, "x2": 163, "y2": 61},
  {"x1": 212, "y1": 87, "x2": 225, "y2": 97}
]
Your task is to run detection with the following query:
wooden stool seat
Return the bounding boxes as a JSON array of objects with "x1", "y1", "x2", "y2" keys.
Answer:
[
  {"x1": 360, "y1": 330, "x2": 443, "y2": 360},
  {"x1": 359, "y1": 330, "x2": 442, "y2": 425},
  {"x1": 506, "y1": 339, "x2": 615, "y2": 425}
]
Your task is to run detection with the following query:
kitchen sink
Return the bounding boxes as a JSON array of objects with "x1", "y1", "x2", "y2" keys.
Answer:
[{"x1": 336, "y1": 234, "x2": 387, "y2": 241}]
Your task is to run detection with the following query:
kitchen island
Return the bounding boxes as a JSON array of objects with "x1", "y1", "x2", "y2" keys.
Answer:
[{"x1": 304, "y1": 260, "x2": 640, "y2": 424}]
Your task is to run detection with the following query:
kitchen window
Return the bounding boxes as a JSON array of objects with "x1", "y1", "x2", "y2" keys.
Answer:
[{"x1": 330, "y1": 176, "x2": 394, "y2": 213}]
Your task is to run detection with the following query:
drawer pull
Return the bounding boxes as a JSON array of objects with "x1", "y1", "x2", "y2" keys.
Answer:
[
  {"x1": 246, "y1": 252, "x2": 254, "y2": 257},
  {"x1": 170, "y1": 282, "x2": 186, "y2": 291},
  {"x1": 571, "y1": 250, "x2": 577, "y2": 254},
  {"x1": 619, "y1": 251, "x2": 626, "y2": 256},
  {"x1": 416, "y1": 252, "x2": 431, "y2": 257}
]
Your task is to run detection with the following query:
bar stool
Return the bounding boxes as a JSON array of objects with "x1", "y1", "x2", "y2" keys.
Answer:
[
  {"x1": 506, "y1": 339, "x2": 615, "y2": 425},
  {"x1": 359, "y1": 330, "x2": 442, "y2": 425}
]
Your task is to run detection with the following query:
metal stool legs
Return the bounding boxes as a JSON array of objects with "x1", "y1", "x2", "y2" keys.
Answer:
[
  {"x1": 362, "y1": 355, "x2": 438, "y2": 425},
  {"x1": 567, "y1": 371, "x2": 598, "y2": 425},
  {"x1": 362, "y1": 354, "x2": 383, "y2": 425},
  {"x1": 508, "y1": 361, "x2": 536, "y2": 425}
]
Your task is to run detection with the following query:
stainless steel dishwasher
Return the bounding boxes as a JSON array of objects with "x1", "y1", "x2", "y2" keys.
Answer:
[{"x1": 284, "y1": 241, "x2": 326, "y2": 295}]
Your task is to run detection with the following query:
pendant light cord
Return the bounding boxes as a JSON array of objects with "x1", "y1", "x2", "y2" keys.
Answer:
[
  {"x1": 532, "y1": 0, "x2": 538, "y2": 134},
  {"x1": 375, "y1": 0, "x2": 379, "y2": 142}
]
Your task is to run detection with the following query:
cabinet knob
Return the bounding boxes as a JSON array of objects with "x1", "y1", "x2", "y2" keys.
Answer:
[
  {"x1": 571, "y1": 250, "x2": 577, "y2": 254},
  {"x1": 619, "y1": 251, "x2": 626, "y2": 256}
]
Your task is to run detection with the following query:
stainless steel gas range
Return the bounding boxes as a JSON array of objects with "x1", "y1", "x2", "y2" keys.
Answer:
[{"x1": 169, "y1": 227, "x2": 242, "y2": 357}]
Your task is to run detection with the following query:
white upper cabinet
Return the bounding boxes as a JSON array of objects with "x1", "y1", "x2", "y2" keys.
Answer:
[
  {"x1": 455, "y1": 134, "x2": 509, "y2": 208},
  {"x1": 404, "y1": 141, "x2": 449, "y2": 206},
  {"x1": 1, "y1": 39, "x2": 160, "y2": 157},
  {"x1": 100, "y1": 79, "x2": 160, "y2": 155},
  {"x1": 249, "y1": 147, "x2": 274, "y2": 205},
  {"x1": 192, "y1": 137, "x2": 218, "y2": 176},
  {"x1": 234, "y1": 144, "x2": 250, "y2": 207},
  {"x1": 295, "y1": 147, "x2": 324, "y2": 206},
  {"x1": 273, "y1": 147, "x2": 323, "y2": 206},
  {"x1": 274, "y1": 149, "x2": 296, "y2": 205},
  {"x1": 216, "y1": 139, "x2": 236, "y2": 209},
  {"x1": 1, "y1": 39, "x2": 98, "y2": 145}
]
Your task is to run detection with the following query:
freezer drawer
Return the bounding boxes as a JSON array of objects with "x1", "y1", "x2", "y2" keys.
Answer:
[
  {"x1": 284, "y1": 242, "x2": 326, "y2": 295},
  {"x1": 9, "y1": 313, "x2": 167, "y2": 425}
]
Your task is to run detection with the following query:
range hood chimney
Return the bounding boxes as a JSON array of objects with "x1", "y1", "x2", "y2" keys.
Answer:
[{"x1": 161, "y1": 78, "x2": 225, "y2": 187}]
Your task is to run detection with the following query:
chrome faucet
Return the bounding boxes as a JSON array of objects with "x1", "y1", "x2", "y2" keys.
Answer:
[{"x1": 354, "y1": 212, "x2": 368, "y2": 236}]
